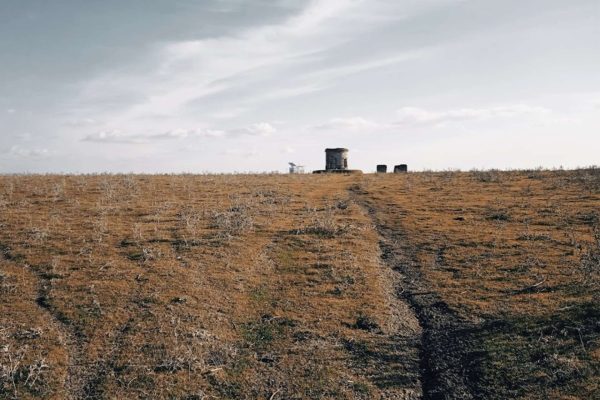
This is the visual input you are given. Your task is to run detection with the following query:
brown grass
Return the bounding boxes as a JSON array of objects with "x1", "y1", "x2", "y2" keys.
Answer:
[
  {"x1": 359, "y1": 168, "x2": 599, "y2": 399},
  {"x1": 0, "y1": 169, "x2": 598, "y2": 399},
  {"x1": 0, "y1": 174, "x2": 418, "y2": 399}
]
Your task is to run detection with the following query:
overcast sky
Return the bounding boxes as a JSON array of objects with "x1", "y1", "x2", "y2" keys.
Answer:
[{"x1": 1, "y1": 0, "x2": 599, "y2": 173}]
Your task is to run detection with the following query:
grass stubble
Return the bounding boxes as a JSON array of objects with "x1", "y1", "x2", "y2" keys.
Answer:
[{"x1": 0, "y1": 168, "x2": 598, "y2": 399}]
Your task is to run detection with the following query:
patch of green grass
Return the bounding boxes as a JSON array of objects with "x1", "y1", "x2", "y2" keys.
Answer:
[
  {"x1": 242, "y1": 319, "x2": 283, "y2": 349},
  {"x1": 241, "y1": 315, "x2": 297, "y2": 350},
  {"x1": 352, "y1": 381, "x2": 371, "y2": 395},
  {"x1": 249, "y1": 286, "x2": 270, "y2": 303},
  {"x1": 276, "y1": 248, "x2": 295, "y2": 272},
  {"x1": 472, "y1": 302, "x2": 599, "y2": 398}
]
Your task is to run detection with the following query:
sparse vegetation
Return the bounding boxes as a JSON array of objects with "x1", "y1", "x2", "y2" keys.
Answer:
[
  {"x1": 0, "y1": 170, "x2": 598, "y2": 399},
  {"x1": 359, "y1": 169, "x2": 600, "y2": 399}
]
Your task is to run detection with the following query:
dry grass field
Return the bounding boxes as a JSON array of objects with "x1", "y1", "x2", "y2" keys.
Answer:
[
  {"x1": 357, "y1": 169, "x2": 599, "y2": 399},
  {"x1": 0, "y1": 169, "x2": 598, "y2": 399}
]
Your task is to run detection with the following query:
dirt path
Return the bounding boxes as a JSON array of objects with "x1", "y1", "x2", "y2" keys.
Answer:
[{"x1": 350, "y1": 181, "x2": 479, "y2": 400}]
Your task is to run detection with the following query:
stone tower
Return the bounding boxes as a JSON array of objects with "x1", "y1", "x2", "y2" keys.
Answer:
[{"x1": 325, "y1": 148, "x2": 349, "y2": 171}]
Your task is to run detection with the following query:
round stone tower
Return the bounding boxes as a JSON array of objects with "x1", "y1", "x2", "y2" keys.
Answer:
[{"x1": 325, "y1": 148, "x2": 349, "y2": 171}]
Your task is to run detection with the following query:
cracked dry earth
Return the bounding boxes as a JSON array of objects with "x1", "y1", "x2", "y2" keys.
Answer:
[{"x1": 1, "y1": 170, "x2": 599, "y2": 399}]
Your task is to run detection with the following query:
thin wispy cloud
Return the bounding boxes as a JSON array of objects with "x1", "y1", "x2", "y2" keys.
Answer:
[
  {"x1": 394, "y1": 105, "x2": 552, "y2": 126},
  {"x1": 313, "y1": 104, "x2": 554, "y2": 132},
  {"x1": 227, "y1": 122, "x2": 277, "y2": 137},
  {"x1": 71, "y1": 0, "x2": 458, "y2": 137},
  {"x1": 314, "y1": 117, "x2": 383, "y2": 131},
  {"x1": 220, "y1": 148, "x2": 262, "y2": 158},
  {"x1": 7, "y1": 146, "x2": 50, "y2": 158},
  {"x1": 82, "y1": 123, "x2": 276, "y2": 144},
  {"x1": 65, "y1": 118, "x2": 101, "y2": 127},
  {"x1": 78, "y1": 0, "x2": 367, "y2": 128}
]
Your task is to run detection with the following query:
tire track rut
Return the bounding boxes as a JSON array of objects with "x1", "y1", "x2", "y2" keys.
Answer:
[
  {"x1": 350, "y1": 183, "x2": 479, "y2": 400},
  {"x1": 2, "y1": 243, "x2": 104, "y2": 399}
]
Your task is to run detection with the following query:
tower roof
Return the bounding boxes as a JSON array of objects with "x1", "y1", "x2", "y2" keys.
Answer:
[{"x1": 325, "y1": 148, "x2": 348, "y2": 152}]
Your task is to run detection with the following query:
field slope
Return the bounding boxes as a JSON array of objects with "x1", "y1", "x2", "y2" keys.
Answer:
[{"x1": 1, "y1": 170, "x2": 598, "y2": 399}]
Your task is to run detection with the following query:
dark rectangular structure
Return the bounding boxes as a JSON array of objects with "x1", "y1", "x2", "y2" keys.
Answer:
[{"x1": 394, "y1": 164, "x2": 408, "y2": 173}]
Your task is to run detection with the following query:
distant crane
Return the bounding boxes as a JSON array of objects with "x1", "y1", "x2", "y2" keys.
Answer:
[{"x1": 288, "y1": 162, "x2": 305, "y2": 174}]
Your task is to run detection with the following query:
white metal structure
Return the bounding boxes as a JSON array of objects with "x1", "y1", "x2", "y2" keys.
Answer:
[{"x1": 288, "y1": 162, "x2": 305, "y2": 174}]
